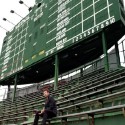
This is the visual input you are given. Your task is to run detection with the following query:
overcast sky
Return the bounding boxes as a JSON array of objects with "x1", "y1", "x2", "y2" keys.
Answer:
[
  {"x1": 0, "y1": 0, "x2": 35, "y2": 99},
  {"x1": 0, "y1": 0, "x2": 35, "y2": 53}
]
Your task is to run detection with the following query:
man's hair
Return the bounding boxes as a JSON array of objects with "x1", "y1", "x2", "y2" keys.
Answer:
[{"x1": 42, "y1": 88, "x2": 49, "y2": 93}]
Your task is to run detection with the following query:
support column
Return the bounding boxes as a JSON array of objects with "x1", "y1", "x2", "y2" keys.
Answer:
[
  {"x1": 12, "y1": 75, "x2": 17, "y2": 102},
  {"x1": 8, "y1": 85, "x2": 10, "y2": 91},
  {"x1": 7, "y1": 85, "x2": 11, "y2": 99},
  {"x1": 102, "y1": 31, "x2": 109, "y2": 71},
  {"x1": 115, "y1": 43, "x2": 121, "y2": 68},
  {"x1": 54, "y1": 55, "x2": 59, "y2": 90},
  {"x1": 80, "y1": 68, "x2": 83, "y2": 77}
]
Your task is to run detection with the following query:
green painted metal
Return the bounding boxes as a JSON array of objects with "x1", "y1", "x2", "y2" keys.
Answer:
[
  {"x1": 7, "y1": 84, "x2": 11, "y2": 99},
  {"x1": 102, "y1": 31, "x2": 109, "y2": 72},
  {"x1": 0, "y1": 69, "x2": 125, "y2": 124},
  {"x1": 0, "y1": 0, "x2": 124, "y2": 81},
  {"x1": 54, "y1": 55, "x2": 59, "y2": 90},
  {"x1": 12, "y1": 75, "x2": 17, "y2": 102},
  {"x1": 80, "y1": 68, "x2": 83, "y2": 77},
  {"x1": 115, "y1": 43, "x2": 121, "y2": 68}
]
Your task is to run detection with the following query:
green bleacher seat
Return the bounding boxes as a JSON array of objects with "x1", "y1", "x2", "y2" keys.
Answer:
[{"x1": 1, "y1": 69, "x2": 125, "y2": 125}]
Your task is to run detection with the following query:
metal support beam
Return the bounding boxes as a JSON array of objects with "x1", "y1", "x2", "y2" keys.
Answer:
[
  {"x1": 54, "y1": 55, "x2": 59, "y2": 90},
  {"x1": 8, "y1": 85, "x2": 10, "y2": 92},
  {"x1": 115, "y1": 43, "x2": 121, "y2": 68},
  {"x1": 102, "y1": 31, "x2": 109, "y2": 71},
  {"x1": 80, "y1": 68, "x2": 83, "y2": 77},
  {"x1": 7, "y1": 85, "x2": 11, "y2": 99},
  {"x1": 12, "y1": 75, "x2": 17, "y2": 102}
]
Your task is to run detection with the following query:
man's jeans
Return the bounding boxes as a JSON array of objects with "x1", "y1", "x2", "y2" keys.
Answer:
[{"x1": 33, "y1": 110, "x2": 56, "y2": 125}]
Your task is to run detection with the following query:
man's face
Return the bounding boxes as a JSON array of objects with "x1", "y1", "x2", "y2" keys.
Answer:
[{"x1": 43, "y1": 91, "x2": 49, "y2": 97}]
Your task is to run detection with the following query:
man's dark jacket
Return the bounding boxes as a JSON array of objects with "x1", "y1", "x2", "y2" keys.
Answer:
[{"x1": 44, "y1": 95, "x2": 57, "y2": 115}]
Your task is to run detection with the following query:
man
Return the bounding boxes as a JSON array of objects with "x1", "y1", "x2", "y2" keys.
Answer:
[{"x1": 33, "y1": 89, "x2": 57, "y2": 125}]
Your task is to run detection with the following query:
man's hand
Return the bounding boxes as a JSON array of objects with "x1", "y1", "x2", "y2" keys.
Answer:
[
  {"x1": 39, "y1": 109, "x2": 45, "y2": 114},
  {"x1": 41, "y1": 109, "x2": 45, "y2": 113}
]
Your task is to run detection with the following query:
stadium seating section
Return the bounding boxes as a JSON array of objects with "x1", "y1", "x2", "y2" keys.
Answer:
[{"x1": 0, "y1": 68, "x2": 125, "y2": 125}]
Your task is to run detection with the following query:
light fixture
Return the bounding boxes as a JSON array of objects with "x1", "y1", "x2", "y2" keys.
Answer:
[
  {"x1": 19, "y1": 0, "x2": 24, "y2": 4},
  {"x1": 3, "y1": 18, "x2": 15, "y2": 26},
  {"x1": 19, "y1": 1, "x2": 32, "y2": 11},
  {"x1": 3, "y1": 18, "x2": 7, "y2": 21},
  {"x1": 10, "y1": 10, "x2": 23, "y2": 19},
  {"x1": 37, "y1": 3, "x2": 41, "y2": 7},
  {"x1": 28, "y1": 7, "x2": 32, "y2": 11},
  {"x1": 10, "y1": 10, "x2": 14, "y2": 13}
]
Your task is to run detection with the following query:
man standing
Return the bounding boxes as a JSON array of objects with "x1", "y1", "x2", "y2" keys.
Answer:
[{"x1": 33, "y1": 89, "x2": 57, "y2": 125}]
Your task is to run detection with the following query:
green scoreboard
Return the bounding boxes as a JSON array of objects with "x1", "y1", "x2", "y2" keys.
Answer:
[{"x1": 0, "y1": 0, "x2": 124, "y2": 81}]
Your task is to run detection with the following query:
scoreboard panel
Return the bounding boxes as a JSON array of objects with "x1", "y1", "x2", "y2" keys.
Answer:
[
  {"x1": 0, "y1": 0, "x2": 124, "y2": 80},
  {"x1": 46, "y1": 0, "x2": 120, "y2": 55},
  {"x1": 0, "y1": 17, "x2": 29, "y2": 80}
]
